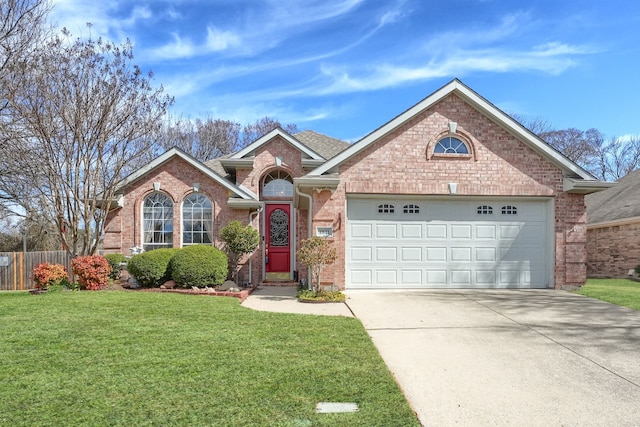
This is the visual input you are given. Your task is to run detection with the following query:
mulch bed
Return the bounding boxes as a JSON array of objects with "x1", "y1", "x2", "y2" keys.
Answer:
[{"x1": 126, "y1": 286, "x2": 255, "y2": 302}]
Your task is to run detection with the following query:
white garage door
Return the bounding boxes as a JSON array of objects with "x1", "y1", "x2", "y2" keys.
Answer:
[{"x1": 346, "y1": 198, "x2": 551, "y2": 289}]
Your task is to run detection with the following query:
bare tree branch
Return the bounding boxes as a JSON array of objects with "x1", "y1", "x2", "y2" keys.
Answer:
[{"x1": 3, "y1": 29, "x2": 173, "y2": 256}]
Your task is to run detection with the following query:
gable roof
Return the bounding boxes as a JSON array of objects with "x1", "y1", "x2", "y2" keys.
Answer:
[
  {"x1": 231, "y1": 128, "x2": 324, "y2": 160},
  {"x1": 115, "y1": 147, "x2": 253, "y2": 200},
  {"x1": 586, "y1": 168, "x2": 640, "y2": 225},
  {"x1": 309, "y1": 79, "x2": 598, "y2": 181},
  {"x1": 294, "y1": 130, "x2": 350, "y2": 159}
]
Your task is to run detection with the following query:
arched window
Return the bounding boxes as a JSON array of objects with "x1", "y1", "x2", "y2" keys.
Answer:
[
  {"x1": 403, "y1": 204, "x2": 420, "y2": 214},
  {"x1": 143, "y1": 193, "x2": 173, "y2": 251},
  {"x1": 378, "y1": 204, "x2": 395, "y2": 213},
  {"x1": 263, "y1": 170, "x2": 293, "y2": 197},
  {"x1": 434, "y1": 136, "x2": 469, "y2": 155},
  {"x1": 182, "y1": 194, "x2": 213, "y2": 245}
]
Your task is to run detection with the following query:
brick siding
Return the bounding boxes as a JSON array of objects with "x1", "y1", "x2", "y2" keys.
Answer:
[
  {"x1": 310, "y1": 94, "x2": 586, "y2": 289},
  {"x1": 587, "y1": 222, "x2": 640, "y2": 277},
  {"x1": 106, "y1": 94, "x2": 589, "y2": 289}
]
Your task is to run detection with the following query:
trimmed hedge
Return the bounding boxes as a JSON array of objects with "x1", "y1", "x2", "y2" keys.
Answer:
[
  {"x1": 127, "y1": 248, "x2": 179, "y2": 287},
  {"x1": 104, "y1": 253, "x2": 127, "y2": 280},
  {"x1": 169, "y1": 245, "x2": 228, "y2": 288}
]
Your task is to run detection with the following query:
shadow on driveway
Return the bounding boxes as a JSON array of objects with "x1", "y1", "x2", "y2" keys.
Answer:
[{"x1": 345, "y1": 289, "x2": 640, "y2": 426}]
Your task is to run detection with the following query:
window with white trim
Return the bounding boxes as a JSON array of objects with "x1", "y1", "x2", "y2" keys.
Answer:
[
  {"x1": 501, "y1": 205, "x2": 518, "y2": 215},
  {"x1": 403, "y1": 204, "x2": 420, "y2": 214},
  {"x1": 143, "y1": 193, "x2": 173, "y2": 251},
  {"x1": 263, "y1": 170, "x2": 293, "y2": 197},
  {"x1": 378, "y1": 204, "x2": 395, "y2": 213},
  {"x1": 434, "y1": 136, "x2": 469, "y2": 154},
  {"x1": 182, "y1": 193, "x2": 213, "y2": 245}
]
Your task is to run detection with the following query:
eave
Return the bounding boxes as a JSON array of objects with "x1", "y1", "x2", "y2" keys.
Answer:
[
  {"x1": 227, "y1": 198, "x2": 264, "y2": 210},
  {"x1": 293, "y1": 176, "x2": 340, "y2": 209},
  {"x1": 563, "y1": 178, "x2": 616, "y2": 194},
  {"x1": 587, "y1": 215, "x2": 640, "y2": 230}
]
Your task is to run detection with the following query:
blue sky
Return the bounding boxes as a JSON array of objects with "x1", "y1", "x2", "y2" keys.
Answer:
[{"x1": 49, "y1": 0, "x2": 640, "y2": 142}]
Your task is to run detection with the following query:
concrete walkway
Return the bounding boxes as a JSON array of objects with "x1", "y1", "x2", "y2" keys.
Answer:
[
  {"x1": 243, "y1": 287, "x2": 640, "y2": 426},
  {"x1": 241, "y1": 286, "x2": 353, "y2": 317}
]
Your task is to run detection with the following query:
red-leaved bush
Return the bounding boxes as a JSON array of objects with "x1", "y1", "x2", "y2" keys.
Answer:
[
  {"x1": 71, "y1": 256, "x2": 111, "y2": 290},
  {"x1": 32, "y1": 263, "x2": 68, "y2": 289}
]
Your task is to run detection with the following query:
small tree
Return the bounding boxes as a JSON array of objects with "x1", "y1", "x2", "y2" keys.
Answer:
[
  {"x1": 297, "y1": 236, "x2": 337, "y2": 295},
  {"x1": 220, "y1": 220, "x2": 260, "y2": 284}
]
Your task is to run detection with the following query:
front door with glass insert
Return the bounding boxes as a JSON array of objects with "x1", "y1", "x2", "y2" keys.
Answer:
[{"x1": 265, "y1": 204, "x2": 290, "y2": 276}]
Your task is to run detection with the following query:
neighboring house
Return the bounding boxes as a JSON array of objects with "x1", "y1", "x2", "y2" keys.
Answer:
[
  {"x1": 586, "y1": 168, "x2": 640, "y2": 277},
  {"x1": 103, "y1": 79, "x2": 611, "y2": 289}
]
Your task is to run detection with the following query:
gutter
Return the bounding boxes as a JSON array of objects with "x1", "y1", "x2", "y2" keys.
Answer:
[
  {"x1": 248, "y1": 204, "x2": 264, "y2": 285},
  {"x1": 295, "y1": 185, "x2": 313, "y2": 286}
]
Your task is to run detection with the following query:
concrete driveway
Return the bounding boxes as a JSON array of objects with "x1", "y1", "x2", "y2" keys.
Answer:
[{"x1": 345, "y1": 289, "x2": 640, "y2": 426}]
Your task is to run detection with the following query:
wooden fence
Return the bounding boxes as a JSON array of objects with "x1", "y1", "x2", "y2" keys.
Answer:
[{"x1": 0, "y1": 251, "x2": 71, "y2": 291}]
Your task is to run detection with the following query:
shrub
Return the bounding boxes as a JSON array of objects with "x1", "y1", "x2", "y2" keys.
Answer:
[
  {"x1": 127, "y1": 248, "x2": 179, "y2": 287},
  {"x1": 104, "y1": 253, "x2": 127, "y2": 280},
  {"x1": 32, "y1": 263, "x2": 69, "y2": 290},
  {"x1": 71, "y1": 255, "x2": 111, "y2": 290},
  {"x1": 297, "y1": 237, "x2": 337, "y2": 295},
  {"x1": 220, "y1": 220, "x2": 260, "y2": 283},
  {"x1": 170, "y1": 245, "x2": 228, "y2": 288}
]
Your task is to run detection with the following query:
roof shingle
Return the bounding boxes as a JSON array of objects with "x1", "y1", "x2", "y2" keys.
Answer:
[{"x1": 586, "y1": 169, "x2": 640, "y2": 224}]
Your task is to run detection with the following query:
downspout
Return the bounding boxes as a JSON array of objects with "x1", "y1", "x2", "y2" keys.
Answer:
[
  {"x1": 295, "y1": 185, "x2": 313, "y2": 288},
  {"x1": 248, "y1": 205, "x2": 264, "y2": 286}
]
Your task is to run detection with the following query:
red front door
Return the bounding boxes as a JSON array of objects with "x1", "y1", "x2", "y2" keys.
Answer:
[{"x1": 265, "y1": 204, "x2": 290, "y2": 273}]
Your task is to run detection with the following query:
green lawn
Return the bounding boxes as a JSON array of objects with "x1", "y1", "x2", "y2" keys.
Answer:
[
  {"x1": 0, "y1": 291, "x2": 420, "y2": 426},
  {"x1": 577, "y1": 278, "x2": 640, "y2": 311}
]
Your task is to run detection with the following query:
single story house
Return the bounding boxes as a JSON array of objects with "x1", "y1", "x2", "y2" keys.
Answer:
[
  {"x1": 103, "y1": 79, "x2": 611, "y2": 289},
  {"x1": 586, "y1": 168, "x2": 640, "y2": 277}
]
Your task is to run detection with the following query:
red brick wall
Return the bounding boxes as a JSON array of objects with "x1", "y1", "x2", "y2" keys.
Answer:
[
  {"x1": 311, "y1": 93, "x2": 586, "y2": 289},
  {"x1": 587, "y1": 222, "x2": 640, "y2": 277},
  {"x1": 103, "y1": 155, "x2": 248, "y2": 275},
  {"x1": 105, "y1": 137, "x2": 311, "y2": 286}
]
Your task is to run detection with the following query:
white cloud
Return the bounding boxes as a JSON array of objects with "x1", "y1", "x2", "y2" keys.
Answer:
[
  {"x1": 150, "y1": 33, "x2": 196, "y2": 60},
  {"x1": 206, "y1": 27, "x2": 241, "y2": 52},
  {"x1": 312, "y1": 41, "x2": 592, "y2": 96}
]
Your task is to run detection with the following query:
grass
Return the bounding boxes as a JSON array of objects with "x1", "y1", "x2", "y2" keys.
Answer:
[
  {"x1": 577, "y1": 278, "x2": 640, "y2": 311},
  {"x1": 0, "y1": 291, "x2": 420, "y2": 426}
]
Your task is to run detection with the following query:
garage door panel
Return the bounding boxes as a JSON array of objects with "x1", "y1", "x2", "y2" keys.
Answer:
[
  {"x1": 426, "y1": 247, "x2": 447, "y2": 261},
  {"x1": 426, "y1": 224, "x2": 447, "y2": 238},
  {"x1": 476, "y1": 225, "x2": 496, "y2": 239},
  {"x1": 500, "y1": 225, "x2": 522, "y2": 239},
  {"x1": 401, "y1": 223, "x2": 423, "y2": 238},
  {"x1": 401, "y1": 247, "x2": 422, "y2": 262},
  {"x1": 451, "y1": 247, "x2": 471, "y2": 261},
  {"x1": 350, "y1": 246, "x2": 372, "y2": 261},
  {"x1": 350, "y1": 270, "x2": 372, "y2": 284},
  {"x1": 376, "y1": 224, "x2": 397, "y2": 238},
  {"x1": 401, "y1": 270, "x2": 422, "y2": 284},
  {"x1": 426, "y1": 270, "x2": 447, "y2": 284},
  {"x1": 346, "y1": 198, "x2": 549, "y2": 289},
  {"x1": 476, "y1": 247, "x2": 496, "y2": 262},
  {"x1": 451, "y1": 270, "x2": 472, "y2": 285},
  {"x1": 499, "y1": 270, "x2": 521, "y2": 285},
  {"x1": 376, "y1": 247, "x2": 397, "y2": 262},
  {"x1": 451, "y1": 224, "x2": 472, "y2": 239},
  {"x1": 351, "y1": 223, "x2": 372, "y2": 238},
  {"x1": 376, "y1": 270, "x2": 397, "y2": 284},
  {"x1": 475, "y1": 270, "x2": 496, "y2": 284}
]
